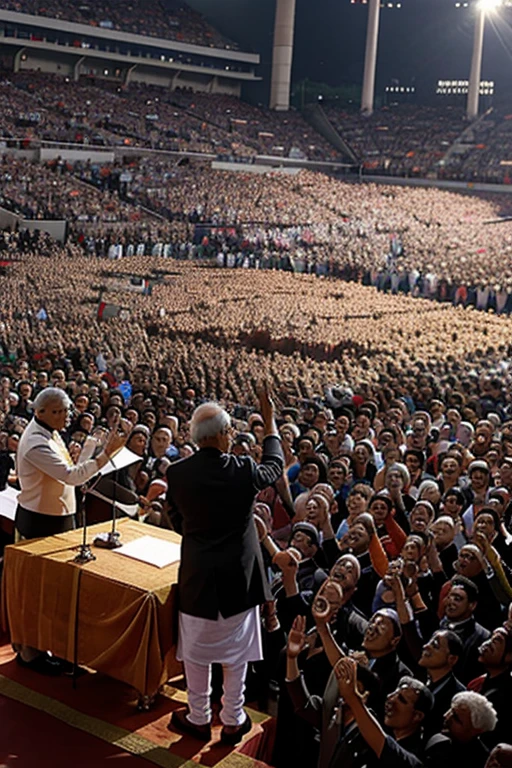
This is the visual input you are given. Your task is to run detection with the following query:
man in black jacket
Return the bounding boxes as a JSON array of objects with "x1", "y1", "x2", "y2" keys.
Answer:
[
  {"x1": 417, "y1": 629, "x2": 466, "y2": 738},
  {"x1": 472, "y1": 626, "x2": 512, "y2": 748},
  {"x1": 335, "y1": 658, "x2": 433, "y2": 768},
  {"x1": 440, "y1": 576, "x2": 491, "y2": 684},
  {"x1": 167, "y1": 387, "x2": 283, "y2": 744}
]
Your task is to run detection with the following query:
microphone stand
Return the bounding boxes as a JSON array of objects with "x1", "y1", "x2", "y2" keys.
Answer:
[
  {"x1": 73, "y1": 473, "x2": 103, "y2": 564},
  {"x1": 93, "y1": 455, "x2": 123, "y2": 549},
  {"x1": 101, "y1": 467, "x2": 122, "y2": 549}
]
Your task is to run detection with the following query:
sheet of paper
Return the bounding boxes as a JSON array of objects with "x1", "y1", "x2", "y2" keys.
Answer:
[
  {"x1": 89, "y1": 488, "x2": 139, "y2": 519},
  {"x1": 114, "y1": 535, "x2": 181, "y2": 568},
  {"x1": 99, "y1": 447, "x2": 141, "y2": 476},
  {"x1": 0, "y1": 486, "x2": 19, "y2": 521}
]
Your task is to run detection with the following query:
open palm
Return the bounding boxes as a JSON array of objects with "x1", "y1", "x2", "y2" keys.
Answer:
[{"x1": 287, "y1": 616, "x2": 307, "y2": 658}]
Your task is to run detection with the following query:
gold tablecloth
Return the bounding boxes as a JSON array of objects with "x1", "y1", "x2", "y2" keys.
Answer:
[{"x1": 1, "y1": 519, "x2": 182, "y2": 697}]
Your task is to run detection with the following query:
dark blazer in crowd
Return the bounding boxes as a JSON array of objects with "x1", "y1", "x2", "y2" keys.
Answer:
[
  {"x1": 424, "y1": 671, "x2": 466, "y2": 740},
  {"x1": 425, "y1": 733, "x2": 489, "y2": 768},
  {"x1": 471, "y1": 668, "x2": 512, "y2": 749},
  {"x1": 287, "y1": 671, "x2": 378, "y2": 768},
  {"x1": 167, "y1": 434, "x2": 284, "y2": 620},
  {"x1": 439, "y1": 616, "x2": 490, "y2": 685}
]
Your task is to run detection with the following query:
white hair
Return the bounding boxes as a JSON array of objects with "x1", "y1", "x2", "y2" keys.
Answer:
[
  {"x1": 418, "y1": 479, "x2": 440, "y2": 498},
  {"x1": 433, "y1": 515, "x2": 455, "y2": 530},
  {"x1": 452, "y1": 691, "x2": 497, "y2": 732},
  {"x1": 33, "y1": 387, "x2": 71, "y2": 412},
  {"x1": 190, "y1": 402, "x2": 230, "y2": 445},
  {"x1": 386, "y1": 462, "x2": 411, "y2": 486}
]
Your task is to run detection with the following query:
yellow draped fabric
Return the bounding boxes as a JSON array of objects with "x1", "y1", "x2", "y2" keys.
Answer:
[{"x1": 1, "y1": 519, "x2": 182, "y2": 697}]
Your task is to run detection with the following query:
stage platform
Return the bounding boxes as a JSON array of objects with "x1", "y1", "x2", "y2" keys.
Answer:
[{"x1": 0, "y1": 639, "x2": 276, "y2": 767}]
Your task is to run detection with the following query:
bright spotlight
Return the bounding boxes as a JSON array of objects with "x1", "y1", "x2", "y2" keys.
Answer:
[{"x1": 479, "y1": 0, "x2": 502, "y2": 10}]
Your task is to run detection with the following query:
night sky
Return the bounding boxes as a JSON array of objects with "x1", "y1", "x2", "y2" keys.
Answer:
[{"x1": 187, "y1": 0, "x2": 512, "y2": 104}]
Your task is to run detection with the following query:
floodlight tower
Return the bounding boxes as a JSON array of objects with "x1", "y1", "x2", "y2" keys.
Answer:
[
  {"x1": 361, "y1": 0, "x2": 381, "y2": 114},
  {"x1": 270, "y1": 0, "x2": 297, "y2": 111},
  {"x1": 467, "y1": 0, "x2": 502, "y2": 119}
]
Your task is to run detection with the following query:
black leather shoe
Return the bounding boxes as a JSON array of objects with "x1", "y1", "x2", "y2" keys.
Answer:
[
  {"x1": 52, "y1": 657, "x2": 88, "y2": 677},
  {"x1": 169, "y1": 709, "x2": 211, "y2": 742},
  {"x1": 220, "y1": 714, "x2": 252, "y2": 745},
  {"x1": 16, "y1": 653, "x2": 63, "y2": 676}
]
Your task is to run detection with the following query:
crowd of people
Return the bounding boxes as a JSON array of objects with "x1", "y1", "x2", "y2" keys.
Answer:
[
  {"x1": 4, "y1": 139, "x2": 512, "y2": 308},
  {"x1": 7, "y1": 69, "x2": 512, "y2": 181},
  {"x1": 323, "y1": 102, "x2": 512, "y2": 185},
  {"x1": 0, "y1": 73, "x2": 338, "y2": 162},
  {"x1": 0, "y1": 0, "x2": 237, "y2": 49},
  {"x1": 3, "y1": 61, "x2": 512, "y2": 767},
  {"x1": 440, "y1": 108, "x2": 512, "y2": 185},
  {"x1": 4, "y1": 146, "x2": 512, "y2": 307},
  {"x1": 324, "y1": 104, "x2": 467, "y2": 178},
  {"x1": 2, "y1": 236, "x2": 512, "y2": 765},
  {"x1": 39, "y1": 155, "x2": 512, "y2": 305}
]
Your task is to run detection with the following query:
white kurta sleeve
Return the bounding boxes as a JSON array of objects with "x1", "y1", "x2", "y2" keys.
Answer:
[{"x1": 24, "y1": 443, "x2": 102, "y2": 487}]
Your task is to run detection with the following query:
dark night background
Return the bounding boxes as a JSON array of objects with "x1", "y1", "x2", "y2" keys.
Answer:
[{"x1": 187, "y1": 0, "x2": 512, "y2": 105}]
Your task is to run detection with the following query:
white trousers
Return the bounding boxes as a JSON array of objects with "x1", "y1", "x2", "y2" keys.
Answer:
[{"x1": 184, "y1": 659, "x2": 248, "y2": 726}]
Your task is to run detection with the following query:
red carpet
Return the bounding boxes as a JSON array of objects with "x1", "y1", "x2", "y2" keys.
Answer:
[
  {"x1": 0, "y1": 642, "x2": 275, "y2": 767},
  {"x1": 0, "y1": 696, "x2": 153, "y2": 767}
]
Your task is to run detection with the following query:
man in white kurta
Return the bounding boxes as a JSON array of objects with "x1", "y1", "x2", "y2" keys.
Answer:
[{"x1": 167, "y1": 391, "x2": 283, "y2": 744}]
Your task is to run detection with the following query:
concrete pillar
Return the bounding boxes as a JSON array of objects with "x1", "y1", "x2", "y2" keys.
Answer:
[
  {"x1": 13, "y1": 47, "x2": 26, "y2": 73},
  {"x1": 270, "y1": 0, "x2": 296, "y2": 111},
  {"x1": 361, "y1": 0, "x2": 380, "y2": 115},
  {"x1": 124, "y1": 64, "x2": 137, "y2": 86},
  {"x1": 467, "y1": 8, "x2": 485, "y2": 121},
  {"x1": 73, "y1": 56, "x2": 85, "y2": 82}
]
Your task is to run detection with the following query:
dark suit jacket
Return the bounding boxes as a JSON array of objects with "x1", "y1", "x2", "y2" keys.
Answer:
[
  {"x1": 425, "y1": 672, "x2": 465, "y2": 739},
  {"x1": 287, "y1": 671, "x2": 377, "y2": 768},
  {"x1": 442, "y1": 617, "x2": 491, "y2": 684},
  {"x1": 167, "y1": 435, "x2": 284, "y2": 619}
]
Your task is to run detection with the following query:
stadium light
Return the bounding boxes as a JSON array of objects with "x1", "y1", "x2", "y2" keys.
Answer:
[
  {"x1": 479, "y1": 0, "x2": 502, "y2": 9},
  {"x1": 468, "y1": 0, "x2": 503, "y2": 118}
]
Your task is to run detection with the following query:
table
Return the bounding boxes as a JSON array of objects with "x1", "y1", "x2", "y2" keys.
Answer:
[{"x1": 1, "y1": 519, "x2": 182, "y2": 704}]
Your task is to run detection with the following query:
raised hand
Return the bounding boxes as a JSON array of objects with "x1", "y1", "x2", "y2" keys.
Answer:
[
  {"x1": 256, "y1": 382, "x2": 274, "y2": 426},
  {"x1": 272, "y1": 547, "x2": 301, "y2": 572},
  {"x1": 287, "y1": 615, "x2": 307, "y2": 659},
  {"x1": 505, "y1": 602, "x2": 512, "y2": 633},
  {"x1": 334, "y1": 657, "x2": 359, "y2": 700},
  {"x1": 348, "y1": 649, "x2": 370, "y2": 667},
  {"x1": 312, "y1": 579, "x2": 343, "y2": 626},
  {"x1": 104, "y1": 427, "x2": 128, "y2": 458},
  {"x1": 254, "y1": 514, "x2": 269, "y2": 542},
  {"x1": 473, "y1": 530, "x2": 491, "y2": 556}
]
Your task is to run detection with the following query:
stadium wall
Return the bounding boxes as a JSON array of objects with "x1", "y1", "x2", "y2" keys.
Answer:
[
  {"x1": 358, "y1": 175, "x2": 512, "y2": 195},
  {"x1": 20, "y1": 50, "x2": 74, "y2": 76},
  {"x1": 0, "y1": 207, "x2": 66, "y2": 241},
  {"x1": 39, "y1": 148, "x2": 115, "y2": 163},
  {"x1": 212, "y1": 161, "x2": 300, "y2": 175}
]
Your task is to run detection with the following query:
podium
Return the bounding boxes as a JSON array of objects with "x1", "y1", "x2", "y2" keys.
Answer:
[{"x1": 1, "y1": 519, "x2": 182, "y2": 706}]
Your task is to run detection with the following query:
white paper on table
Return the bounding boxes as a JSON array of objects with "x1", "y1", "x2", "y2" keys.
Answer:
[
  {"x1": 0, "y1": 486, "x2": 19, "y2": 521},
  {"x1": 114, "y1": 535, "x2": 181, "y2": 568},
  {"x1": 98, "y1": 447, "x2": 142, "y2": 477}
]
